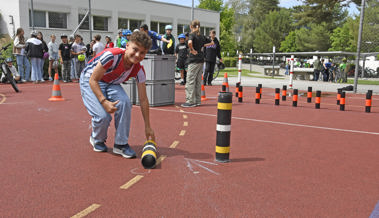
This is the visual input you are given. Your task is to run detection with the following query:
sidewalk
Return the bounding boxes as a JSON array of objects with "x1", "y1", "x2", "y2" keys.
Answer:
[{"x1": 211, "y1": 63, "x2": 379, "y2": 94}]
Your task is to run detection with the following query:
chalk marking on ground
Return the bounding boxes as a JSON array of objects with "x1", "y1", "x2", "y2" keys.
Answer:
[
  {"x1": 170, "y1": 141, "x2": 180, "y2": 148},
  {"x1": 184, "y1": 158, "x2": 220, "y2": 175},
  {"x1": 130, "y1": 168, "x2": 151, "y2": 175},
  {"x1": 71, "y1": 203, "x2": 101, "y2": 218},
  {"x1": 179, "y1": 130, "x2": 186, "y2": 136},
  {"x1": 151, "y1": 108, "x2": 379, "y2": 136},
  {"x1": 0, "y1": 93, "x2": 6, "y2": 104},
  {"x1": 183, "y1": 121, "x2": 188, "y2": 126},
  {"x1": 120, "y1": 175, "x2": 144, "y2": 189},
  {"x1": 156, "y1": 155, "x2": 167, "y2": 166}
]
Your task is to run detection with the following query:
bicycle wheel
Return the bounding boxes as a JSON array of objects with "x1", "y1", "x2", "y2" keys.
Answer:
[{"x1": 4, "y1": 65, "x2": 19, "y2": 92}]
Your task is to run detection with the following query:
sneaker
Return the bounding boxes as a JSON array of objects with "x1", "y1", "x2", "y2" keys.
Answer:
[
  {"x1": 63, "y1": 80, "x2": 68, "y2": 83},
  {"x1": 196, "y1": 103, "x2": 201, "y2": 106},
  {"x1": 49, "y1": 77, "x2": 53, "y2": 81},
  {"x1": 89, "y1": 136, "x2": 108, "y2": 152},
  {"x1": 113, "y1": 144, "x2": 136, "y2": 158},
  {"x1": 21, "y1": 79, "x2": 27, "y2": 83},
  {"x1": 181, "y1": 102, "x2": 196, "y2": 108}
]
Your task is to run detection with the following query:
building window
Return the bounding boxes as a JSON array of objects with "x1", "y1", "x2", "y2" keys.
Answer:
[
  {"x1": 118, "y1": 18, "x2": 142, "y2": 30},
  {"x1": 79, "y1": 14, "x2": 90, "y2": 30},
  {"x1": 177, "y1": 24, "x2": 190, "y2": 34},
  {"x1": 150, "y1": 21, "x2": 158, "y2": 32},
  {"x1": 118, "y1": 18, "x2": 128, "y2": 29},
  {"x1": 93, "y1": 16, "x2": 108, "y2": 31},
  {"x1": 48, "y1": 12, "x2": 67, "y2": 29},
  {"x1": 159, "y1": 22, "x2": 170, "y2": 35},
  {"x1": 129, "y1": 19, "x2": 142, "y2": 31},
  {"x1": 29, "y1": 10, "x2": 46, "y2": 28}
]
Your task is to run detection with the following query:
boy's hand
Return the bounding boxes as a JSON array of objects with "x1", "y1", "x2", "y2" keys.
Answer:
[
  {"x1": 145, "y1": 127, "x2": 155, "y2": 141},
  {"x1": 102, "y1": 100, "x2": 119, "y2": 113}
]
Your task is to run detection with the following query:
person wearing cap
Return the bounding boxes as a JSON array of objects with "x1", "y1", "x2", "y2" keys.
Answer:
[
  {"x1": 120, "y1": 29, "x2": 132, "y2": 48},
  {"x1": 25, "y1": 30, "x2": 44, "y2": 83},
  {"x1": 59, "y1": 34, "x2": 72, "y2": 82},
  {"x1": 162, "y1": 25, "x2": 175, "y2": 55},
  {"x1": 1, "y1": 58, "x2": 20, "y2": 83},
  {"x1": 105, "y1": 35, "x2": 114, "y2": 49},
  {"x1": 139, "y1": 24, "x2": 170, "y2": 54},
  {"x1": 116, "y1": 29, "x2": 123, "y2": 48}
]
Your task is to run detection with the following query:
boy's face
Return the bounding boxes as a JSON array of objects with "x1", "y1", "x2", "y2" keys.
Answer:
[
  {"x1": 166, "y1": 29, "x2": 172, "y2": 35},
  {"x1": 62, "y1": 37, "x2": 68, "y2": 43},
  {"x1": 179, "y1": 38, "x2": 185, "y2": 43},
  {"x1": 51, "y1": 35, "x2": 56, "y2": 42},
  {"x1": 125, "y1": 41, "x2": 148, "y2": 65},
  {"x1": 75, "y1": 36, "x2": 80, "y2": 43},
  {"x1": 6, "y1": 62, "x2": 12, "y2": 67}
]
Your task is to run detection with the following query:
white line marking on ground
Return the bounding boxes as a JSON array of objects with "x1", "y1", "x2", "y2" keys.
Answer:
[
  {"x1": 183, "y1": 121, "x2": 188, "y2": 126},
  {"x1": 183, "y1": 114, "x2": 188, "y2": 119},
  {"x1": 71, "y1": 203, "x2": 101, "y2": 218},
  {"x1": 179, "y1": 130, "x2": 186, "y2": 136},
  {"x1": 150, "y1": 108, "x2": 379, "y2": 136}
]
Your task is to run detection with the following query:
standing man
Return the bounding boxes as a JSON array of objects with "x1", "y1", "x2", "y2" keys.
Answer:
[
  {"x1": 79, "y1": 31, "x2": 155, "y2": 158},
  {"x1": 139, "y1": 24, "x2": 170, "y2": 54},
  {"x1": 162, "y1": 25, "x2": 175, "y2": 55},
  {"x1": 203, "y1": 30, "x2": 222, "y2": 86},
  {"x1": 313, "y1": 56, "x2": 321, "y2": 81}
]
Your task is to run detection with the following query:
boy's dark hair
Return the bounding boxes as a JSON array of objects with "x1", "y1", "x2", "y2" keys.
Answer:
[
  {"x1": 129, "y1": 31, "x2": 152, "y2": 50},
  {"x1": 140, "y1": 24, "x2": 149, "y2": 31},
  {"x1": 94, "y1": 35, "x2": 101, "y2": 41}
]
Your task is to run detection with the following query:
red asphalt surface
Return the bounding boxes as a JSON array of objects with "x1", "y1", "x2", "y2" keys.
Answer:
[{"x1": 1, "y1": 81, "x2": 379, "y2": 217}]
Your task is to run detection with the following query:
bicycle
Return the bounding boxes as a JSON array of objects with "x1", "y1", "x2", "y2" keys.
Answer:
[
  {"x1": 0, "y1": 44, "x2": 19, "y2": 92},
  {"x1": 211, "y1": 59, "x2": 224, "y2": 82}
]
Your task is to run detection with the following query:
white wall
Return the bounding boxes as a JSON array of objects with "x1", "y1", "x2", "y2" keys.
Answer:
[{"x1": 0, "y1": 0, "x2": 219, "y2": 44}]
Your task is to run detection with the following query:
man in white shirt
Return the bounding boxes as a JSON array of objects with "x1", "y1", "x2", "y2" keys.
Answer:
[{"x1": 92, "y1": 35, "x2": 105, "y2": 57}]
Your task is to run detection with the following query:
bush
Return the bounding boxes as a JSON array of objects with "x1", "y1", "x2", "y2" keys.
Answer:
[{"x1": 223, "y1": 57, "x2": 237, "y2": 67}]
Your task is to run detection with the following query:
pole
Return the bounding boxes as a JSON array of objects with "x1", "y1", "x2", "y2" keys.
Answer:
[
  {"x1": 272, "y1": 46, "x2": 275, "y2": 78},
  {"x1": 89, "y1": 0, "x2": 92, "y2": 41},
  {"x1": 72, "y1": 10, "x2": 90, "y2": 36},
  {"x1": 353, "y1": 0, "x2": 366, "y2": 93},
  {"x1": 289, "y1": 55, "x2": 294, "y2": 89},
  {"x1": 191, "y1": 0, "x2": 194, "y2": 20},
  {"x1": 30, "y1": 0, "x2": 34, "y2": 30},
  {"x1": 238, "y1": 54, "x2": 242, "y2": 83},
  {"x1": 250, "y1": 48, "x2": 252, "y2": 72}
]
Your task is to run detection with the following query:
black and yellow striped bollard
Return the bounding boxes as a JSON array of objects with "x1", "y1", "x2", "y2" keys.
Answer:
[
  {"x1": 141, "y1": 140, "x2": 158, "y2": 169},
  {"x1": 216, "y1": 92, "x2": 232, "y2": 163}
]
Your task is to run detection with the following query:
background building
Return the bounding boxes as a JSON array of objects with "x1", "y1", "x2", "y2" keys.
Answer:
[{"x1": 0, "y1": 0, "x2": 220, "y2": 43}]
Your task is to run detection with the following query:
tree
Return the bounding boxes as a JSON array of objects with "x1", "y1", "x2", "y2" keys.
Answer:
[
  {"x1": 197, "y1": 0, "x2": 237, "y2": 54},
  {"x1": 253, "y1": 9, "x2": 293, "y2": 52},
  {"x1": 292, "y1": 0, "x2": 349, "y2": 31},
  {"x1": 362, "y1": 0, "x2": 379, "y2": 52},
  {"x1": 329, "y1": 17, "x2": 358, "y2": 51},
  {"x1": 280, "y1": 31, "x2": 299, "y2": 52}
]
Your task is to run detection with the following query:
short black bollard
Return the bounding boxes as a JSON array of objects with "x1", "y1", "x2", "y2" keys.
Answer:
[
  {"x1": 255, "y1": 87, "x2": 260, "y2": 104},
  {"x1": 258, "y1": 84, "x2": 262, "y2": 98},
  {"x1": 238, "y1": 86, "x2": 243, "y2": 103},
  {"x1": 365, "y1": 91, "x2": 372, "y2": 113},
  {"x1": 340, "y1": 92, "x2": 346, "y2": 111},
  {"x1": 315, "y1": 90, "x2": 321, "y2": 109},
  {"x1": 222, "y1": 85, "x2": 226, "y2": 92},
  {"x1": 282, "y1": 85, "x2": 287, "y2": 101},
  {"x1": 216, "y1": 92, "x2": 232, "y2": 163},
  {"x1": 235, "y1": 82, "x2": 240, "y2": 97},
  {"x1": 275, "y1": 88, "x2": 280, "y2": 105},
  {"x1": 307, "y1": 87, "x2": 312, "y2": 103},
  {"x1": 337, "y1": 89, "x2": 342, "y2": 105},
  {"x1": 292, "y1": 89, "x2": 298, "y2": 107}
]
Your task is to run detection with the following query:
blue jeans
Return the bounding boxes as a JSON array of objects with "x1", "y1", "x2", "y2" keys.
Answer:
[
  {"x1": 80, "y1": 75, "x2": 132, "y2": 145},
  {"x1": 15, "y1": 55, "x2": 31, "y2": 81},
  {"x1": 40, "y1": 58, "x2": 45, "y2": 79},
  {"x1": 30, "y1": 58, "x2": 42, "y2": 81},
  {"x1": 71, "y1": 58, "x2": 77, "y2": 79}
]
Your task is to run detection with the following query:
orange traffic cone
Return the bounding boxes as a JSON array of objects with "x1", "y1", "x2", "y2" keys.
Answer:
[
  {"x1": 222, "y1": 73, "x2": 229, "y2": 92},
  {"x1": 201, "y1": 75, "x2": 207, "y2": 101},
  {"x1": 48, "y1": 73, "x2": 65, "y2": 101}
]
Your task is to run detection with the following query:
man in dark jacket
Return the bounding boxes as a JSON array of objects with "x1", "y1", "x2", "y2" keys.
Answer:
[
  {"x1": 204, "y1": 30, "x2": 222, "y2": 86},
  {"x1": 25, "y1": 30, "x2": 44, "y2": 83}
]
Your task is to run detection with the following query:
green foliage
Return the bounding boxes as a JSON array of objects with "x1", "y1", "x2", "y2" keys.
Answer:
[
  {"x1": 280, "y1": 31, "x2": 299, "y2": 52},
  {"x1": 329, "y1": 17, "x2": 358, "y2": 51},
  {"x1": 198, "y1": 0, "x2": 237, "y2": 55},
  {"x1": 362, "y1": 0, "x2": 379, "y2": 52},
  {"x1": 222, "y1": 57, "x2": 237, "y2": 67},
  {"x1": 253, "y1": 9, "x2": 293, "y2": 52},
  {"x1": 198, "y1": 0, "x2": 223, "y2": 11}
]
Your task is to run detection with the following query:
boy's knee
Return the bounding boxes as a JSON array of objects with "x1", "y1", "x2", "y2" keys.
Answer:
[
  {"x1": 94, "y1": 112, "x2": 112, "y2": 124},
  {"x1": 117, "y1": 96, "x2": 132, "y2": 110}
]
